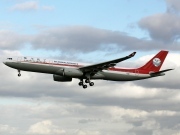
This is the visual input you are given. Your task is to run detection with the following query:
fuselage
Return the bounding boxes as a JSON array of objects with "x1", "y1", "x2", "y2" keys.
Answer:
[
  {"x1": 3, "y1": 56, "x2": 153, "y2": 81},
  {"x1": 3, "y1": 50, "x2": 172, "y2": 89}
]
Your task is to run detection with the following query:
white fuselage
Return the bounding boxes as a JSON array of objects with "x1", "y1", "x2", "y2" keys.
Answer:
[{"x1": 3, "y1": 56, "x2": 152, "y2": 81}]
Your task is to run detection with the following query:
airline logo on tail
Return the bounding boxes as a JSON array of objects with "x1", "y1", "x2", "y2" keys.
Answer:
[{"x1": 153, "y1": 58, "x2": 161, "y2": 67}]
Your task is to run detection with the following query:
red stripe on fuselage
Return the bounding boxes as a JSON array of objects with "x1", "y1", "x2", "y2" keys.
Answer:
[
  {"x1": 108, "y1": 67, "x2": 149, "y2": 74},
  {"x1": 21, "y1": 61, "x2": 82, "y2": 68}
]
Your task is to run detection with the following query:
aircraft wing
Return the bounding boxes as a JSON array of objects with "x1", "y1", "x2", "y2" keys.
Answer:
[{"x1": 79, "y1": 52, "x2": 136, "y2": 74}]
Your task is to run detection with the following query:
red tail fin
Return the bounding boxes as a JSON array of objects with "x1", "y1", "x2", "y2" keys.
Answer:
[{"x1": 138, "y1": 50, "x2": 168, "y2": 72}]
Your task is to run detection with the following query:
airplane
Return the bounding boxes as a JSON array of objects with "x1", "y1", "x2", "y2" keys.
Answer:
[{"x1": 3, "y1": 50, "x2": 173, "y2": 89}]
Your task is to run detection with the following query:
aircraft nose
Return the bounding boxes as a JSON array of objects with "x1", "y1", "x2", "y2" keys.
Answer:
[
  {"x1": 3, "y1": 57, "x2": 13, "y2": 65},
  {"x1": 3, "y1": 59, "x2": 7, "y2": 65},
  {"x1": 2, "y1": 58, "x2": 8, "y2": 65}
]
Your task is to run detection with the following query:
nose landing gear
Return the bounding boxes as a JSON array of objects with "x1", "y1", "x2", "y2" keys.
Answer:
[{"x1": 18, "y1": 70, "x2": 21, "y2": 77}]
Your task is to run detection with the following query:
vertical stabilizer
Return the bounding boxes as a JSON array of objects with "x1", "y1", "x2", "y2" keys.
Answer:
[{"x1": 138, "y1": 50, "x2": 168, "y2": 72}]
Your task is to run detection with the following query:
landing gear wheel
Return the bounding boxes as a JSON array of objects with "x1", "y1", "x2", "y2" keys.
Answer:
[
  {"x1": 83, "y1": 85, "x2": 87, "y2": 89},
  {"x1": 18, "y1": 73, "x2": 21, "y2": 77},
  {"x1": 79, "y1": 82, "x2": 83, "y2": 86},
  {"x1": 85, "y1": 79, "x2": 90, "y2": 83},
  {"x1": 89, "y1": 82, "x2": 94, "y2": 86}
]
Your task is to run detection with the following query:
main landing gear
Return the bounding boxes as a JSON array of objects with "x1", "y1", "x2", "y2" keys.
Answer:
[
  {"x1": 18, "y1": 70, "x2": 21, "y2": 77},
  {"x1": 78, "y1": 79, "x2": 94, "y2": 89}
]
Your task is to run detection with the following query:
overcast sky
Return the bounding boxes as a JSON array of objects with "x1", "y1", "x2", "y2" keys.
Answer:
[{"x1": 0, "y1": 0, "x2": 180, "y2": 135}]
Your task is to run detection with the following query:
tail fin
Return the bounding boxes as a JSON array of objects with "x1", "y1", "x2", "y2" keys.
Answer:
[{"x1": 138, "y1": 50, "x2": 168, "y2": 72}]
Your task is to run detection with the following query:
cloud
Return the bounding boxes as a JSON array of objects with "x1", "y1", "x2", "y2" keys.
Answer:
[
  {"x1": 166, "y1": 0, "x2": 180, "y2": 13},
  {"x1": 10, "y1": 1, "x2": 38, "y2": 11},
  {"x1": 138, "y1": 0, "x2": 180, "y2": 42},
  {"x1": 1, "y1": 26, "x2": 180, "y2": 53},
  {"x1": 129, "y1": 119, "x2": 159, "y2": 135},
  {"x1": 42, "y1": 6, "x2": 54, "y2": 11},
  {"x1": 0, "y1": 30, "x2": 28, "y2": 50},
  {"x1": 30, "y1": 26, "x2": 180, "y2": 52},
  {"x1": 139, "y1": 13, "x2": 180, "y2": 42},
  {"x1": 1, "y1": 101, "x2": 180, "y2": 135},
  {"x1": 31, "y1": 26, "x2": 129, "y2": 52},
  {"x1": 9, "y1": 1, "x2": 55, "y2": 12},
  {"x1": 27, "y1": 120, "x2": 66, "y2": 135},
  {"x1": 0, "y1": 124, "x2": 17, "y2": 134},
  {"x1": 75, "y1": 129, "x2": 101, "y2": 135}
]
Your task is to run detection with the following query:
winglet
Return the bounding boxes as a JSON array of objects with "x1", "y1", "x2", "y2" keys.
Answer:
[{"x1": 129, "y1": 52, "x2": 136, "y2": 57}]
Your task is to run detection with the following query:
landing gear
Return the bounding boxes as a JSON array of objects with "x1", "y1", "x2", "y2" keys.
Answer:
[
  {"x1": 78, "y1": 79, "x2": 88, "y2": 89},
  {"x1": 78, "y1": 78, "x2": 94, "y2": 88},
  {"x1": 83, "y1": 85, "x2": 87, "y2": 89},
  {"x1": 18, "y1": 70, "x2": 21, "y2": 77},
  {"x1": 79, "y1": 81, "x2": 83, "y2": 86},
  {"x1": 89, "y1": 82, "x2": 94, "y2": 86},
  {"x1": 85, "y1": 79, "x2": 90, "y2": 83},
  {"x1": 85, "y1": 79, "x2": 94, "y2": 87}
]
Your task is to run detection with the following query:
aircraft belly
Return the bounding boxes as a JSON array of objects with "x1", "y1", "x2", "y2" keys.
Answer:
[
  {"x1": 102, "y1": 71, "x2": 149, "y2": 81},
  {"x1": 91, "y1": 72, "x2": 105, "y2": 79}
]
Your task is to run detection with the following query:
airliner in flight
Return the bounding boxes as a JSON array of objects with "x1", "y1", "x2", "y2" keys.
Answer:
[{"x1": 3, "y1": 50, "x2": 173, "y2": 88}]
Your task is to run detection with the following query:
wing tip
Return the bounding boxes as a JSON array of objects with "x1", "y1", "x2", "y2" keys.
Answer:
[{"x1": 129, "y1": 52, "x2": 136, "y2": 57}]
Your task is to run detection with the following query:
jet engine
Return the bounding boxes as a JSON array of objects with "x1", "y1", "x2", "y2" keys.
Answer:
[{"x1": 53, "y1": 74, "x2": 72, "y2": 82}]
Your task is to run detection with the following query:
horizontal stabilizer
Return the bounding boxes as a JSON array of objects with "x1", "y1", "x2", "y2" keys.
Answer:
[{"x1": 150, "y1": 68, "x2": 174, "y2": 76}]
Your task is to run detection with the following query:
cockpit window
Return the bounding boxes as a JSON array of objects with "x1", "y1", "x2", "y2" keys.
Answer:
[{"x1": 7, "y1": 58, "x2": 12, "y2": 60}]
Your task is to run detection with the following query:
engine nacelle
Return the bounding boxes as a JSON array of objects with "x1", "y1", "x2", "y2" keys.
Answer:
[{"x1": 53, "y1": 74, "x2": 72, "y2": 82}]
